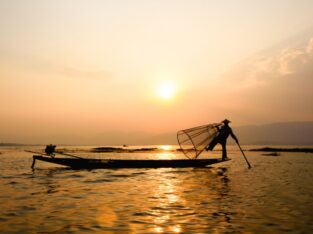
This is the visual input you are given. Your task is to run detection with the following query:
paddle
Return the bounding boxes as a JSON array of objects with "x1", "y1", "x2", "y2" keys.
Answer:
[
  {"x1": 236, "y1": 142, "x2": 252, "y2": 169},
  {"x1": 25, "y1": 150, "x2": 50, "y2": 156},
  {"x1": 25, "y1": 150, "x2": 84, "y2": 159},
  {"x1": 55, "y1": 151, "x2": 84, "y2": 159}
]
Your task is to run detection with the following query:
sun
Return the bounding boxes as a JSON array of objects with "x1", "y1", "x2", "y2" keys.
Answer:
[{"x1": 156, "y1": 81, "x2": 176, "y2": 100}]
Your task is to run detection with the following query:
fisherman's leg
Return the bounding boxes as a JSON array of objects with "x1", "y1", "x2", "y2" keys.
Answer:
[
  {"x1": 206, "y1": 138, "x2": 218, "y2": 151},
  {"x1": 222, "y1": 143, "x2": 227, "y2": 160}
]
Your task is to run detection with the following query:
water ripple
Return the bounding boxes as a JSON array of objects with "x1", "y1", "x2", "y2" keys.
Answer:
[{"x1": 0, "y1": 148, "x2": 312, "y2": 233}]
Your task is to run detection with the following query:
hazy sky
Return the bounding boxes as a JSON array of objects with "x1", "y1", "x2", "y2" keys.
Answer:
[{"x1": 1, "y1": 0, "x2": 313, "y2": 144}]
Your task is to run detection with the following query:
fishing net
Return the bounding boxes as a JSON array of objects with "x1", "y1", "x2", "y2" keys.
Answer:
[{"x1": 177, "y1": 123, "x2": 222, "y2": 159}]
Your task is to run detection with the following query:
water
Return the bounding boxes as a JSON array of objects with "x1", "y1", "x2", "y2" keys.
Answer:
[{"x1": 0, "y1": 145, "x2": 312, "y2": 233}]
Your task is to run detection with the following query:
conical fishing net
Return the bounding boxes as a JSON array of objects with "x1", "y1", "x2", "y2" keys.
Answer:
[{"x1": 177, "y1": 123, "x2": 222, "y2": 159}]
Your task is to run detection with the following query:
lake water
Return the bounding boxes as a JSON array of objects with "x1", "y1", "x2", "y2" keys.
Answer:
[{"x1": 0, "y1": 145, "x2": 312, "y2": 233}]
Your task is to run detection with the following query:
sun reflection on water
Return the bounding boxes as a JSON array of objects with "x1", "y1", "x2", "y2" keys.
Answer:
[
  {"x1": 159, "y1": 145, "x2": 173, "y2": 151},
  {"x1": 171, "y1": 225, "x2": 182, "y2": 233},
  {"x1": 148, "y1": 170, "x2": 185, "y2": 233},
  {"x1": 96, "y1": 206, "x2": 117, "y2": 227},
  {"x1": 153, "y1": 226, "x2": 164, "y2": 233},
  {"x1": 155, "y1": 152, "x2": 176, "y2": 160}
]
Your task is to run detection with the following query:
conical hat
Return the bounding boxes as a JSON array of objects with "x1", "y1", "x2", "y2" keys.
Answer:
[{"x1": 222, "y1": 119, "x2": 231, "y2": 124}]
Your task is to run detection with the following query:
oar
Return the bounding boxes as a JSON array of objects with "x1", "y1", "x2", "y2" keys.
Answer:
[
  {"x1": 55, "y1": 151, "x2": 84, "y2": 159},
  {"x1": 25, "y1": 150, "x2": 48, "y2": 156},
  {"x1": 236, "y1": 142, "x2": 252, "y2": 169},
  {"x1": 25, "y1": 149, "x2": 83, "y2": 159}
]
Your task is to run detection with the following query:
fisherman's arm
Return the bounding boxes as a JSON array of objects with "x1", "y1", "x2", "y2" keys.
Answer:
[{"x1": 230, "y1": 129, "x2": 239, "y2": 143}]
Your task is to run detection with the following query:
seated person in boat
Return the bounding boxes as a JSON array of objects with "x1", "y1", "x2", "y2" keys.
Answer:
[{"x1": 45, "y1": 144, "x2": 56, "y2": 157}]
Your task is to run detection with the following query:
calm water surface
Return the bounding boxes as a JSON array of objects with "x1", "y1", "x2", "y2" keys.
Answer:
[{"x1": 0, "y1": 146, "x2": 312, "y2": 233}]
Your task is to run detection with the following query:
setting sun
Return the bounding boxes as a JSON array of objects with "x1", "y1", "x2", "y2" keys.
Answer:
[{"x1": 156, "y1": 81, "x2": 176, "y2": 100}]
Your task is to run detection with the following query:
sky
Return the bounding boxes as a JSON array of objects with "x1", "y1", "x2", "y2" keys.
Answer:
[{"x1": 0, "y1": 0, "x2": 313, "y2": 144}]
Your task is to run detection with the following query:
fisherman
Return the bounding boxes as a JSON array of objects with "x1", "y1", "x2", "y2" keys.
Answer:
[
  {"x1": 206, "y1": 119, "x2": 238, "y2": 160},
  {"x1": 45, "y1": 144, "x2": 56, "y2": 157}
]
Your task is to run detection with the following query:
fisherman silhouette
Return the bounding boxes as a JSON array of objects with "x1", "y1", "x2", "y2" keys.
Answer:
[
  {"x1": 206, "y1": 119, "x2": 238, "y2": 160},
  {"x1": 45, "y1": 144, "x2": 56, "y2": 157}
]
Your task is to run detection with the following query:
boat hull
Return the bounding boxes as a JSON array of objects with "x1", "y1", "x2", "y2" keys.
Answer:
[{"x1": 32, "y1": 155, "x2": 229, "y2": 169}]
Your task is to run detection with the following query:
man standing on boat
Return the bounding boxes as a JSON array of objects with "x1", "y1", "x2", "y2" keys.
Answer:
[{"x1": 206, "y1": 119, "x2": 239, "y2": 161}]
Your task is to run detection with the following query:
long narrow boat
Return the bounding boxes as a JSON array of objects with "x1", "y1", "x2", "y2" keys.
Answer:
[{"x1": 32, "y1": 155, "x2": 229, "y2": 169}]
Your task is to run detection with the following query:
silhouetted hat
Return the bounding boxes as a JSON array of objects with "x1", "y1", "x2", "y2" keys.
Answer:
[{"x1": 222, "y1": 119, "x2": 231, "y2": 124}]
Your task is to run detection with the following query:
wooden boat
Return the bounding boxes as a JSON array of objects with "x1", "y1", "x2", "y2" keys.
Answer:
[{"x1": 31, "y1": 155, "x2": 229, "y2": 169}]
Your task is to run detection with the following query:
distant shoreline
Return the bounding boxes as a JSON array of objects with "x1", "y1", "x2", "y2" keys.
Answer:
[
  {"x1": 1, "y1": 144, "x2": 313, "y2": 154},
  {"x1": 92, "y1": 147, "x2": 158, "y2": 153},
  {"x1": 249, "y1": 147, "x2": 313, "y2": 153},
  {"x1": 92, "y1": 146, "x2": 313, "y2": 153},
  {"x1": 0, "y1": 143, "x2": 27, "y2": 147}
]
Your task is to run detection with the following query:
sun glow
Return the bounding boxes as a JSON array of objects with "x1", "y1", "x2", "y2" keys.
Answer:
[
  {"x1": 159, "y1": 145, "x2": 172, "y2": 151},
  {"x1": 156, "y1": 81, "x2": 176, "y2": 100}
]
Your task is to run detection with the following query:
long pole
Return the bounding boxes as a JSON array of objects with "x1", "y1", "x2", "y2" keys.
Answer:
[
  {"x1": 55, "y1": 151, "x2": 84, "y2": 159},
  {"x1": 25, "y1": 150, "x2": 83, "y2": 159},
  {"x1": 236, "y1": 142, "x2": 252, "y2": 169}
]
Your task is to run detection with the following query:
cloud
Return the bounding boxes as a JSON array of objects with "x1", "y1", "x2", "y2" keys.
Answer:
[
  {"x1": 224, "y1": 37, "x2": 313, "y2": 85},
  {"x1": 306, "y1": 37, "x2": 313, "y2": 55},
  {"x1": 218, "y1": 37, "x2": 313, "y2": 124},
  {"x1": 279, "y1": 39, "x2": 313, "y2": 75}
]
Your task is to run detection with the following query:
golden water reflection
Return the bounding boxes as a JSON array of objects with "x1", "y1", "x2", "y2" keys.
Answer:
[
  {"x1": 97, "y1": 206, "x2": 117, "y2": 227},
  {"x1": 148, "y1": 170, "x2": 187, "y2": 233},
  {"x1": 150, "y1": 225, "x2": 181, "y2": 234},
  {"x1": 171, "y1": 225, "x2": 182, "y2": 233},
  {"x1": 31, "y1": 163, "x2": 230, "y2": 233},
  {"x1": 153, "y1": 226, "x2": 163, "y2": 233},
  {"x1": 155, "y1": 152, "x2": 176, "y2": 160},
  {"x1": 159, "y1": 145, "x2": 173, "y2": 151},
  {"x1": 147, "y1": 167, "x2": 231, "y2": 233},
  {"x1": 2, "y1": 148, "x2": 313, "y2": 233}
]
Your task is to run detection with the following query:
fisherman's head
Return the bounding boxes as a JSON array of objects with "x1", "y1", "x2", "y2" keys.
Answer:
[{"x1": 222, "y1": 119, "x2": 231, "y2": 125}]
